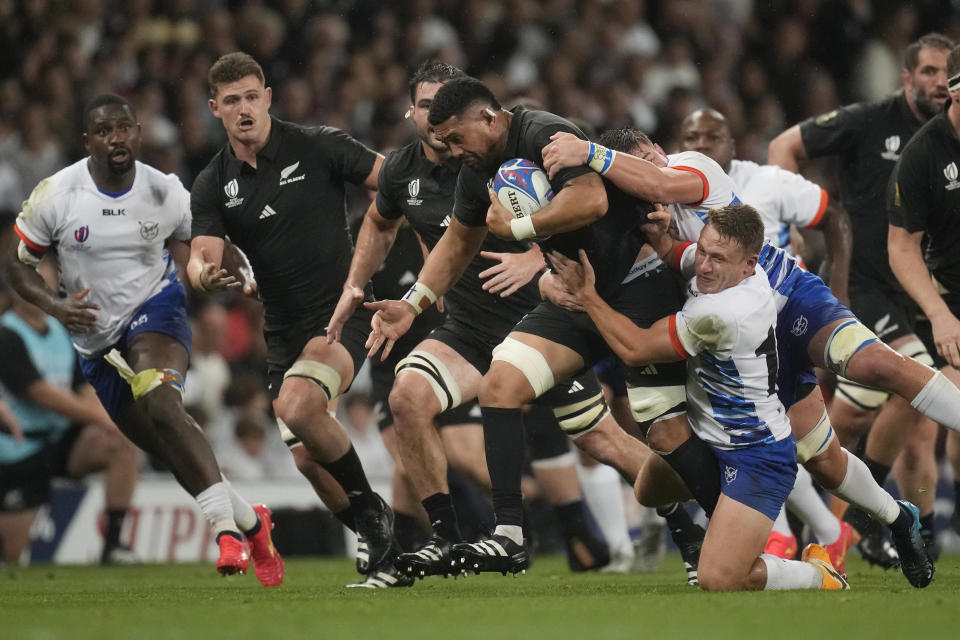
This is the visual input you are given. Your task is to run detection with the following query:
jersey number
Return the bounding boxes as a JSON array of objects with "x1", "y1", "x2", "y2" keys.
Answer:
[{"x1": 754, "y1": 328, "x2": 777, "y2": 397}]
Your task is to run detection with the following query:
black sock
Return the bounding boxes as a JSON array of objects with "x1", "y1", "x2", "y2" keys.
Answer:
[
  {"x1": 656, "y1": 502, "x2": 701, "y2": 545},
  {"x1": 422, "y1": 493, "x2": 462, "y2": 542},
  {"x1": 662, "y1": 436, "x2": 721, "y2": 517},
  {"x1": 244, "y1": 514, "x2": 262, "y2": 537},
  {"x1": 919, "y1": 512, "x2": 935, "y2": 535},
  {"x1": 554, "y1": 499, "x2": 589, "y2": 542},
  {"x1": 321, "y1": 446, "x2": 377, "y2": 511},
  {"x1": 334, "y1": 507, "x2": 357, "y2": 533},
  {"x1": 863, "y1": 455, "x2": 892, "y2": 487},
  {"x1": 104, "y1": 509, "x2": 127, "y2": 548},
  {"x1": 216, "y1": 530, "x2": 244, "y2": 543},
  {"x1": 394, "y1": 511, "x2": 427, "y2": 551},
  {"x1": 481, "y1": 406, "x2": 527, "y2": 527},
  {"x1": 954, "y1": 481, "x2": 960, "y2": 509}
]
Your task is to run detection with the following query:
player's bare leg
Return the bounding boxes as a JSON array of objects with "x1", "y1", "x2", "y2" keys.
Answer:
[{"x1": 0, "y1": 510, "x2": 38, "y2": 565}]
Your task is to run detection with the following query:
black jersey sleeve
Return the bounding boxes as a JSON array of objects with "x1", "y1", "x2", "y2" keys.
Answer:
[
  {"x1": 888, "y1": 146, "x2": 931, "y2": 233},
  {"x1": 0, "y1": 328, "x2": 42, "y2": 395},
  {"x1": 375, "y1": 152, "x2": 404, "y2": 220},
  {"x1": 523, "y1": 120, "x2": 594, "y2": 190},
  {"x1": 798, "y1": 103, "x2": 869, "y2": 158},
  {"x1": 190, "y1": 163, "x2": 227, "y2": 239},
  {"x1": 316, "y1": 127, "x2": 378, "y2": 186},
  {"x1": 452, "y1": 166, "x2": 491, "y2": 227}
]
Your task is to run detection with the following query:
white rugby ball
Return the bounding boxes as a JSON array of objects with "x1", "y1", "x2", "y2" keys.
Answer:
[{"x1": 493, "y1": 158, "x2": 554, "y2": 219}]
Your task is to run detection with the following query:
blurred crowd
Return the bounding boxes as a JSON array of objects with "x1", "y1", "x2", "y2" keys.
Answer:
[{"x1": 0, "y1": 0, "x2": 958, "y2": 478}]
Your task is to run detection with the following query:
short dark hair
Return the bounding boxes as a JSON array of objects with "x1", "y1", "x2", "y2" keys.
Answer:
[
  {"x1": 948, "y1": 45, "x2": 960, "y2": 83},
  {"x1": 408, "y1": 60, "x2": 466, "y2": 103},
  {"x1": 428, "y1": 77, "x2": 501, "y2": 126},
  {"x1": 597, "y1": 127, "x2": 653, "y2": 154},
  {"x1": 83, "y1": 94, "x2": 135, "y2": 130},
  {"x1": 706, "y1": 204, "x2": 765, "y2": 257},
  {"x1": 208, "y1": 52, "x2": 265, "y2": 97},
  {"x1": 904, "y1": 33, "x2": 954, "y2": 72}
]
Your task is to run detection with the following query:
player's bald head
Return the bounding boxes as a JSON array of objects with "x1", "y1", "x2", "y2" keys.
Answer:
[
  {"x1": 83, "y1": 93, "x2": 136, "y2": 131},
  {"x1": 681, "y1": 108, "x2": 729, "y2": 134}
]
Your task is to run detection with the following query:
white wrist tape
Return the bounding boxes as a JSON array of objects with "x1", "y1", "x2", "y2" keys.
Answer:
[
  {"x1": 587, "y1": 142, "x2": 616, "y2": 175},
  {"x1": 510, "y1": 215, "x2": 537, "y2": 240},
  {"x1": 401, "y1": 281, "x2": 438, "y2": 315}
]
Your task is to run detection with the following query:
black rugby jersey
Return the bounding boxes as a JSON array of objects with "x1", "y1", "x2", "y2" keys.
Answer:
[
  {"x1": 377, "y1": 139, "x2": 541, "y2": 335},
  {"x1": 191, "y1": 117, "x2": 377, "y2": 323},
  {"x1": 799, "y1": 93, "x2": 925, "y2": 288},
  {"x1": 888, "y1": 108, "x2": 960, "y2": 293},
  {"x1": 453, "y1": 107, "x2": 652, "y2": 299}
]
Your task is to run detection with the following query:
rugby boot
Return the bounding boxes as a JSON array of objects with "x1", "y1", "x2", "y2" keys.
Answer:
[
  {"x1": 354, "y1": 494, "x2": 396, "y2": 572},
  {"x1": 671, "y1": 522, "x2": 705, "y2": 586},
  {"x1": 247, "y1": 504, "x2": 284, "y2": 587},
  {"x1": 565, "y1": 531, "x2": 611, "y2": 572},
  {"x1": 100, "y1": 544, "x2": 139, "y2": 566},
  {"x1": 825, "y1": 521, "x2": 854, "y2": 577},
  {"x1": 346, "y1": 555, "x2": 415, "y2": 589},
  {"x1": 355, "y1": 533, "x2": 370, "y2": 575},
  {"x1": 397, "y1": 535, "x2": 456, "y2": 578},
  {"x1": 450, "y1": 534, "x2": 530, "y2": 576},
  {"x1": 890, "y1": 500, "x2": 935, "y2": 589},
  {"x1": 216, "y1": 533, "x2": 250, "y2": 576},
  {"x1": 802, "y1": 543, "x2": 850, "y2": 590},
  {"x1": 843, "y1": 506, "x2": 899, "y2": 569},
  {"x1": 763, "y1": 530, "x2": 798, "y2": 560}
]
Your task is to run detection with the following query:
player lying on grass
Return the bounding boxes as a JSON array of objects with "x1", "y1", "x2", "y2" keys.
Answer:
[{"x1": 547, "y1": 203, "x2": 847, "y2": 591}]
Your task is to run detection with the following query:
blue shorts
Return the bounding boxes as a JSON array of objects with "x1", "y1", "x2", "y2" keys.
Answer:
[
  {"x1": 713, "y1": 436, "x2": 797, "y2": 521},
  {"x1": 776, "y1": 269, "x2": 855, "y2": 408},
  {"x1": 78, "y1": 281, "x2": 192, "y2": 422}
]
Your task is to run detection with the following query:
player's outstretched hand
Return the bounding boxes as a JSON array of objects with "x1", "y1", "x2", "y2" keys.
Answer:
[
  {"x1": 197, "y1": 248, "x2": 240, "y2": 293},
  {"x1": 485, "y1": 187, "x2": 514, "y2": 239},
  {"x1": 538, "y1": 271, "x2": 583, "y2": 311},
  {"x1": 548, "y1": 250, "x2": 596, "y2": 299},
  {"x1": 930, "y1": 310, "x2": 960, "y2": 369},
  {"x1": 51, "y1": 287, "x2": 101, "y2": 333},
  {"x1": 542, "y1": 132, "x2": 590, "y2": 180},
  {"x1": 0, "y1": 400, "x2": 23, "y2": 443},
  {"x1": 363, "y1": 299, "x2": 416, "y2": 361},
  {"x1": 479, "y1": 247, "x2": 546, "y2": 297},
  {"x1": 327, "y1": 284, "x2": 365, "y2": 343}
]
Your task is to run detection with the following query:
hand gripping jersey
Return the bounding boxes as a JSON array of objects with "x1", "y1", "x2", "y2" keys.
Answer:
[
  {"x1": 665, "y1": 151, "x2": 743, "y2": 241},
  {"x1": 668, "y1": 267, "x2": 792, "y2": 449},
  {"x1": 14, "y1": 159, "x2": 191, "y2": 356},
  {"x1": 727, "y1": 159, "x2": 828, "y2": 252}
]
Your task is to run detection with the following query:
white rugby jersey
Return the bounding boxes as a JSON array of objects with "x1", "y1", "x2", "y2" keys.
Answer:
[
  {"x1": 666, "y1": 151, "x2": 742, "y2": 241},
  {"x1": 15, "y1": 159, "x2": 191, "y2": 356},
  {"x1": 728, "y1": 159, "x2": 827, "y2": 252},
  {"x1": 667, "y1": 266, "x2": 792, "y2": 450}
]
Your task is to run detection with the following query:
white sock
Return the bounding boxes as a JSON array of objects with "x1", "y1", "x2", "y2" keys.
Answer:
[
  {"x1": 830, "y1": 449, "x2": 900, "y2": 525},
  {"x1": 195, "y1": 482, "x2": 238, "y2": 536},
  {"x1": 786, "y1": 466, "x2": 840, "y2": 544},
  {"x1": 771, "y1": 505, "x2": 793, "y2": 536},
  {"x1": 910, "y1": 371, "x2": 960, "y2": 430},
  {"x1": 577, "y1": 462, "x2": 634, "y2": 560},
  {"x1": 494, "y1": 524, "x2": 524, "y2": 546},
  {"x1": 221, "y1": 475, "x2": 258, "y2": 532},
  {"x1": 762, "y1": 554, "x2": 822, "y2": 590}
]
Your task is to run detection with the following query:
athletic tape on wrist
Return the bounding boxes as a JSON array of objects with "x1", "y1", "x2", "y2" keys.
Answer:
[
  {"x1": 510, "y1": 215, "x2": 537, "y2": 240},
  {"x1": 587, "y1": 142, "x2": 616, "y2": 175},
  {"x1": 401, "y1": 281, "x2": 438, "y2": 315}
]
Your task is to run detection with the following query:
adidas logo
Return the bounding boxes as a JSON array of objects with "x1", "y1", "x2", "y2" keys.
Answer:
[
  {"x1": 568, "y1": 380, "x2": 584, "y2": 394},
  {"x1": 441, "y1": 215, "x2": 451, "y2": 227},
  {"x1": 259, "y1": 205, "x2": 277, "y2": 219}
]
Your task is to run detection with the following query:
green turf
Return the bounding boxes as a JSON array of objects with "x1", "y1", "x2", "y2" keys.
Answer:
[{"x1": 2, "y1": 553, "x2": 958, "y2": 640}]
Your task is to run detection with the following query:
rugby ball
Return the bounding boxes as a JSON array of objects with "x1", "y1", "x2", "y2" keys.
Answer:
[{"x1": 493, "y1": 158, "x2": 554, "y2": 219}]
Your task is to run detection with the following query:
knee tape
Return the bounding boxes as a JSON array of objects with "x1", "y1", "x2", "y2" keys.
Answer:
[
  {"x1": 834, "y1": 377, "x2": 889, "y2": 411},
  {"x1": 795, "y1": 409, "x2": 836, "y2": 463},
  {"x1": 823, "y1": 320, "x2": 879, "y2": 378},
  {"x1": 895, "y1": 338, "x2": 935, "y2": 367},
  {"x1": 276, "y1": 417, "x2": 302, "y2": 449},
  {"x1": 104, "y1": 349, "x2": 185, "y2": 400},
  {"x1": 551, "y1": 391, "x2": 609, "y2": 439},
  {"x1": 490, "y1": 337, "x2": 555, "y2": 397},
  {"x1": 394, "y1": 350, "x2": 462, "y2": 412},
  {"x1": 283, "y1": 360, "x2": 342, "y2": 402},
  {"x1": 626, "y1": 384, "x2": 687, "y2": 423}
]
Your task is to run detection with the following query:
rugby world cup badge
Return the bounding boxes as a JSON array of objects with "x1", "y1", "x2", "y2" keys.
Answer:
[
  {"x1": 881, "y1": 135, "x2": 901, "y2": 161},
  {"x1": 945, "y1": 162, "x2": 960, "y2": 191},
  {"x1": 407, "y1": 178, "x2": 423, "y2": 206},
  {"x1": 74, "y1": 225, "x2": 89, "y2": 243},
  {"x1": 224, "y1": 178, "x2": 244, "y2": 208}
]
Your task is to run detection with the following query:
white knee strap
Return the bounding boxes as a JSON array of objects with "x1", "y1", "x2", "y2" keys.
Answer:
[
  {"x1": 283, "y1": 360, "x2": 342, "y2": 401},
  {"x1": 795, "y1": 409, "x2": 836, "y2": 463},
  {"x1": 551, "y1": 391, "x2": 609, "y2": 439},
  {"x1": 626, "y1": 384, "x2": 687, "y2": 423},
  {"x1": 491, "y1": 337, "x2": 555, "y2": 397},
  {"x1": 823, "y1": 320, "x2": 879, "y2": 378},
  {"x1": 834, "y1": 377, "x2": 889, "y2": 411},
  {"x1": 894, "y1": 338, "x2": 935, "y2": 367},
  {"x1": 394, "y1": 350, "x2": 463, "y2": 412}
]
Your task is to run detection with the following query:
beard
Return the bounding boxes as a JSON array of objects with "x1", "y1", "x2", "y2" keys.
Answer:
[
  {"x1": 107, "y1": 155, "x2": 134, "y2": 175},
  {"x1": 913, "y1": 87, "x2": 947, "y2": 120}
]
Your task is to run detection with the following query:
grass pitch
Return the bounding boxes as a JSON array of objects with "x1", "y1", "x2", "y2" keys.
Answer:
[{"x1": 3, "y1": 553, "x2": 958, "y2": 640}]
